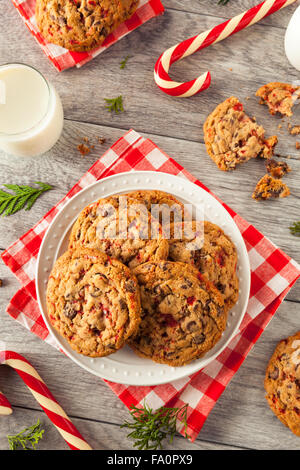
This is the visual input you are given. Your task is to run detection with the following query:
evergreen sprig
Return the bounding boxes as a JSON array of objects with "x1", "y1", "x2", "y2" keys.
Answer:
[
  {"x1": 290, "y1": 221, "x2": 300, "y2": 236},
  {"x1": 121, "y1": 403, "x2": 190, "y2": 450},
  {"x1": 104, "y1": 96, "x2": 124, "y2": 114},
  {"x1": 7, "y1": 419, "x2": 44, "y2": 450},
  {"x1": 0, "y1": 181, "x2": 52, "y2": 216}
]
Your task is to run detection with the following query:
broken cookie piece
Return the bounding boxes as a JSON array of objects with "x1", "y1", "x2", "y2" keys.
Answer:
[
  {"x1": 252, "y1": 175, "x2": 290, "y2": 201},
  {"x1": 256, "y1": 82, "x2": 300, "y2": 117},
  {"x1": 203, "y1": 97, "x2": 278, "y2": 171},
  {"x1": 265, "y1": 159, "x2": 291, "y2": 178},
  {"x1": 290, "y1": 125, "x2": 300, "y2": 135}
]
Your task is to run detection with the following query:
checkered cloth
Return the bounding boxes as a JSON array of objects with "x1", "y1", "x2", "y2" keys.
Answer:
[
  {"x1": 11, "y1": 0, "x2": 164, "y2": 71},
  {"x1": 2, "y1": 129, "x2": 300, "y2": 442}
]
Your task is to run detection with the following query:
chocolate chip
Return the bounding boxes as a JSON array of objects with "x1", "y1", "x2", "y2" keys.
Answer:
[
  {"x1": 269, "y1": 367, "x2": 279, "y2": 380},
  {"x1": 186, "y1": 321, "x2": 197, "y2": 332},
  {"x1": 76, "y1": 229, "x2": 81, "y2": 240},
  {"x1": 90, "y1": 288, "x2": 101, "y2": 298},
  {"x1": 63, "y1": 304, "x2": 77, "y2": 320},
  {"x1": 193, "y1": 333, "x2": 206, "y2": 344},
  {"x1": 119, "y1": 299, "x2": 127, "y2": 310}
]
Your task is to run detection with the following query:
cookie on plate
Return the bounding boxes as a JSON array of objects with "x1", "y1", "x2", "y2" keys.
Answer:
[
  {"x1": 203, "y1": 97, "x2": 278, "y2": 171},
  {"x1": 124, "y1": 190, "x2": 187, "y2": 224},
  {"x1": 128, "y1": 261, "x2": 227, "y2": 367},
  {"x1": 264, "y1": 332, "x2": 300, "y2": 437},
  {"x1": 167, "y1": 221, "x2": 239, "y2": 310},
  {"x1": 36, "y1": 0, "x2": 139, "y2": 52},
  {"x1": 69, "y1": 194, "x2": 169, "y2": 268},
  {"x1": 46, "y1": 247, "x2": 141, "y2": 357},
  {"x1": 256, "y1": 82, "x2": 300, "y2": 117},
  {"x1": 252, "y1": 175, "x2": 290, "y2": 201}
]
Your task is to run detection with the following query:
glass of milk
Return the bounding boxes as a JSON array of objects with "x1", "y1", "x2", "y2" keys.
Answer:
[{"x1": 0, "y1": 63, "x2": 64, "y2": 157}]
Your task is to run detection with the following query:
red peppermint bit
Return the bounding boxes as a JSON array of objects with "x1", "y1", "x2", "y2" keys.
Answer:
[
  {"x1": 48, "y1": 28, "x2": 53, "y2": 36},
  {"x1": 197, "y1": 272, "x2": 204, "y2": 282},
  {"x1": 294, "y1": 407, "x2": 300, "y2": 415},
  {"x1": 216, "y1": 250, "x2": 225, "y2": 267},
  {"x1": 103, "y1": 308, "x2": 110, "y2": 317},
  {"x1": 70, "y1": 39, "x2": 80, "y2": 45},
  {"x1": 89, "y1": 0, "x2": 96, "y2": 4},
  {"x1": 272, "y1": 395, "x2": 277, "y2": 404},
  {"x1": 163, "y1": 314, "x2": 178, "y2": 328},
  {"x1": 66, "y1": 25, "x2": 73, "y2": 30},
  {"x1": 187, "y1": 296, "x2": 196, "y2": 306},
  {"x1": 101, "y1": 8, "x2": 108, "y2": 17},
  {"x1": 279, "y1": 408, "x2": 286, "y2": 414},
  {"x1": 233, "y1": 103, "x2": 243, "y2": 112}
]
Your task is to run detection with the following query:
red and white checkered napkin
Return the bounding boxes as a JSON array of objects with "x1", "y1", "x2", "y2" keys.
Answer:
[
  {"x1": 10, "y1": 0, "x2": 164, "y2": 71},
  {"x1": 2, "y1": 129, "x2": 300, "y2": 442}
]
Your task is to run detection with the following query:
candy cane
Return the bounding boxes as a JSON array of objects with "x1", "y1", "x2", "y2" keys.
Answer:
[
  {"x1": 0, "y1": 351, "x2": 92, "y2": 450},
  {"x1": 154, "y1": 0, "x2": 298, "y2": 97},
  {"x1": 0, "y1": 390, "x2": 13, "y2": 415}
]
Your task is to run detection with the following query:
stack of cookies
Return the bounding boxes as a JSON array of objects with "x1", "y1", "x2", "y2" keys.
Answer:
[{"x1": 46, "y1": 190, "x2": 239, "y2": 367}]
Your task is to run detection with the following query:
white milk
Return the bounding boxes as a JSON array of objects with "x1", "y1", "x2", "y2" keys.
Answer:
[
  {"x1": 285, "y1": 5, "x2": 300, "y2": 72},
  {"x1": 0, "y1": 63, "x2": 64, "y2": 157}
]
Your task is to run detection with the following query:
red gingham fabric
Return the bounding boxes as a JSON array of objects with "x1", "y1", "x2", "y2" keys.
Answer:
[
  {"x1": 10, "y1": 0, "x2": 164, "y2": 71},
  {"x1": 2, "y1": 129, "x2": 300, "y2": 442}
]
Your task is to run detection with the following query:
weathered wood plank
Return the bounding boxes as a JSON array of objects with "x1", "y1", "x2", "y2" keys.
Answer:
[
  {"x1": 1, "y1": 2, "x2": 299, "y2": 145},
  {"x1": 0, "y1": 406, "x2": 244, "y2": 450},
  {"x1": 164, "y1": 0, "x2": 298, "y2": 28}
]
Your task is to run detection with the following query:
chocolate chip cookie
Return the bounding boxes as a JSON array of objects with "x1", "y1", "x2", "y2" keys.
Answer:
[
  {"x1": 256, "y1": 82, "x2": 300, "y2": 117},
  {"x1": 36, "y1": 0, "x2": 139, "y2": 52},
  {"x1": 69, "y1": 195, "x2": 169, "y2": 269},
  {"x1": 124, "y1": 190, "x2": 187, "y2": 224},
  {"x1": 203, "y1": 97, "x2": 278, "y2": 171},
  {"x1": 167, "y1": 221, "x2": 239, "y2": 310},
  {"x1": 265, "y1": 332, "x2": 300, "y2": 437},
  {"x1": 252, "y1": 175, "x2": 290, "y2": 201},
  {"x1": 46, "y1": 247, "x2": 141, "y2": 357},
  {"x1": 128, "y1": 261, "x2": 227, "y2": 367}
]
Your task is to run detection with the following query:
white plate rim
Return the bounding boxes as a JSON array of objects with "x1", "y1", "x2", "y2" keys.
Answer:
[{"x1": 36, "y1": 171, "x2": 251, "y2": 386}]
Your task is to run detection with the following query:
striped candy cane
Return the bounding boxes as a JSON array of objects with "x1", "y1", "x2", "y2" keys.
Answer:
[
  {"x1": 154, "y1": 0, "x2": 298, "y2": 97},
  {"x1": 0, "y1": 351, "x2": 92, "y2": 450}
]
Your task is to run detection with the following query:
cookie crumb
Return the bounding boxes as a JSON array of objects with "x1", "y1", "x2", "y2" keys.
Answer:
[
  {"x1": 98, "y1": 137, "x2": 106, "y2": 144},
  {"x1": 296, "y1": 142, "x2": 300, "y2": 150},
  {"x1": 228, "y1": 68, "x2": 233, "y2": 72},
  {"x1": 278, "y1": 124, "x2": 282, "y2": 130},
  {"x1": 265, "y1": 159, "x2": 291, "y2": 178},
  {"x1": 252, "y1": 174, "x2": 290, "y2": 201},
  {"x1": 0, "y1": 279, "x2": 2, "y2": 287},
  {"x1": 77, "y1": 143, "x2": 91, "y2": 156},
  {"x1": 290, "y1": 125, "x2": 300, "y2": 135}
]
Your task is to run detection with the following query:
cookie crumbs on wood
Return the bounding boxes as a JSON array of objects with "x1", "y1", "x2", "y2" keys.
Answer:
[
  {"x1": 252, "y1": 175, "x2": 290, "y2": 201},
  {"x1": 265, "y1": 159, "x2": 291, "y2": 178},
  {"x1": 77, "y1": 143, "x2": 91, "y2": 156},
  {"x1": 296, "y1": 142, "x2": 300, "y2": 150},
  {"x1": 0, "y1": 279, "x2": 3, "y2": 287},
  {"x1": 290, "y1": 125, "x2": 300, "y2": 135},
  {"x1": 98, "y1": 137, "x2": 106, "y2": 144},
  {"x1": 256, "y1": 82, "x2": 300, "y2": 117}
]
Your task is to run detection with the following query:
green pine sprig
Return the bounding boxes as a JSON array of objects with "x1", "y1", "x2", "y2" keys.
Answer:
[
  {"x1": 0, "y1": 181, "x2": 52, "y2": 216},
  {"x1": 290, "y1": 221, "x2": 300, "y2": 236},
  {"x1": 104, "y1": 95, "x2": 124, "y2": 114},
  {"x1": 120, "y1": 55, "x2": 131, "y2": 69},
  {"x1": 7, "y1": 419, "x2": 44, "y2": 450},
  {"x1": 121, "y1": 402, "x2": 190, "y2": 450}
]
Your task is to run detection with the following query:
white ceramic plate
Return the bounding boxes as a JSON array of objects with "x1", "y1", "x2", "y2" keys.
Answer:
[{"x1": 36, "y1": 171, "x2": 250, "y2": 386}]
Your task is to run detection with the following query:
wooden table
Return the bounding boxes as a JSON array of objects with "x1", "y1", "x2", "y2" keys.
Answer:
[{"x1": 1, "y1": 0, "x2": 300, "y2": 450}]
